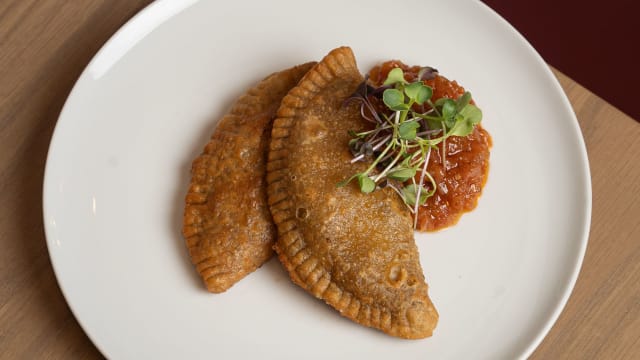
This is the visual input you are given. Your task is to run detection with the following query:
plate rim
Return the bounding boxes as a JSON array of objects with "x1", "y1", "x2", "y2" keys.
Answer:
[
  {"x1": 42, "y1": 1, "x2": 167, "y2": 358},
  {"x1": 472, "y1": 1, "x2": 592, "y2": 357}
]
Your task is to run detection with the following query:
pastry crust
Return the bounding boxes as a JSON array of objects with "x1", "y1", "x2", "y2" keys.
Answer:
[
  {"x1": 267, "y1": 47, "x2": 438, "y2": 339},
  {"x1": 183, "y1": 62, "x2": 315, "y2": 293}
]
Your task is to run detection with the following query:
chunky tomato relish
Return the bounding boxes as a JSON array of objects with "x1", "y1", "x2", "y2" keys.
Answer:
[{"x1": 369, "y1": 61, "x2": 492, "y2": 232}]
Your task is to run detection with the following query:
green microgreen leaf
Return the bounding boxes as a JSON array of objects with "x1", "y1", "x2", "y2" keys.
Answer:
[
  {"x1": 383, "y1": 67, "x2": 408, "y2": 85},
  {"x1": 357, "y1": 174, "x2": 376, "y2": 193},
  {"x1": 401, "y1": 184, "x2": 430, "y2": 206},
  {"x1": 448, "y1": 119, "x2": 474, "y2": 137},
  {"x1": 442, "y1": 99, "x2": 456, "y2": 122},
  {"x1": 404, "y1": 82, "x2": 432, "y2": 105},
  {"x1": 383, "y1": 88, "x2": 408, "y2": 111},
  {"x1": 459, "y1": 103, "x2": 482, "y2": 125},
  {"x1": 447, "y1": 104, "x2": 482, "y2": 137},
  {"x1": 398, "y1": 121, "x2": 420, "y2": 140},
  {"x1": 448, "y1": 118, "x2": 471, "y2": 138},
  {"x1": 456, "y1": 92, "x2": 472, "y2": 112},
  {"x1": 434, "y1": 98, "x2": 448, "y2": 107},
  {"x1": 445, "y1": 116, "x2": 457, "y2": 130},
  {"x1": 424, "y1": 117, "x2": 443, "y2": 131},
  {"x1": 387, "y1": 167, "x2": 417, "y2": 182}
]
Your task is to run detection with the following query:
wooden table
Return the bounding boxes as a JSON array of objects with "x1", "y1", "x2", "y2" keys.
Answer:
[{"x1": 1, "y1": 1, "x2": 638, "y2": 359}]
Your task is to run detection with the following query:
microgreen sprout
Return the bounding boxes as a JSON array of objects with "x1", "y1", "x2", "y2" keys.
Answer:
[{"x1": 339, "y1": 67, "x2": 482, "y2": 228}]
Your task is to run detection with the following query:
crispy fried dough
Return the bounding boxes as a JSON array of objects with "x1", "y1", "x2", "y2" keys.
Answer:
[
  {"x1": 183, "y1": 62, "x2": 315, "y2": 293},
  {"x1": 267, "y1": 47, "x2": 438, "y2": 339}
]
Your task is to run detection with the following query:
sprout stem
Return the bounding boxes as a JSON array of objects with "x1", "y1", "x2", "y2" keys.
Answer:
[
  {"x1": 374, "y1": 144, "x2": 406, "y2": 182},
  {"x1": 350, "y1": 135, "x2": 391, "y2": 163},
  {"x1": 441, "y1": 121, "x2": 447, "y2": 171},
  {"x1": 413, "y1": 143, "x2": 432, "y2": 228}
]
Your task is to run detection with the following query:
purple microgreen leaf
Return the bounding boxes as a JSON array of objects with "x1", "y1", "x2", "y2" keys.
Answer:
[
  {"x1": 418, "y1": 66, "x2": 438, "y2": 80},
  {"x1": 363, "y1": 141, "x2": 374, "y2": 158},
  {"x1": 370, "y1": 84, "x2": 393, "y2": 96},
  {"x1": 348, "y1": 138, "x2": 362, "y2": 156}
]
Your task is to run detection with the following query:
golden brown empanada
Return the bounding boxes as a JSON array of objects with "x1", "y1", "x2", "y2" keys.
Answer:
[
  {"x1": 183, "y1": 62, "x2": 315, "y2": 293},
  {"x1": 267, "y1": 47, "x2": 438, "y2": 338}
]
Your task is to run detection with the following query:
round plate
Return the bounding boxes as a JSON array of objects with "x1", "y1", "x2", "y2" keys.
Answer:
[{"x1": 43, "y1": 0, "x2": 591, "y2": 358}]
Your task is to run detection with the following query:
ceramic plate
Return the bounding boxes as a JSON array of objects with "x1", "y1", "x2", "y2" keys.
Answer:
[{"x1": 43, "y1": 0, "x2": 591, "y2": 358}]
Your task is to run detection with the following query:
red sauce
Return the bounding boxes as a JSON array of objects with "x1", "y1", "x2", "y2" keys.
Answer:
[{"x1": 369, "y1": 61, "x2": 492, "y2": 232}]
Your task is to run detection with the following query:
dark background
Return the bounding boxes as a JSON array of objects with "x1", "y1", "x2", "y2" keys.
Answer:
[{"x1": 482, "y1": 0, "x2": 639, "y2": 120}]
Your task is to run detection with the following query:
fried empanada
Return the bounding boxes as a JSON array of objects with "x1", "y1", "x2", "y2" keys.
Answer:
[
  {"x1": 183, "y1": 62, "x2": 315, "y2": 293},
  {"x1": 267, "y1": 47, "x2": 438, "y2": 339}
]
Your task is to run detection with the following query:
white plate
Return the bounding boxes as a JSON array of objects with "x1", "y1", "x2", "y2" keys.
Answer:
[{"x1": 43, "y1": 0, "x2": 591, "y2": 358}]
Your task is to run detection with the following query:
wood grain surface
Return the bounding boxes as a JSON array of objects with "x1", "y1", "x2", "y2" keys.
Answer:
[{"x1": 1, "y1": 1, "x2": 638, "y2": 359}]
